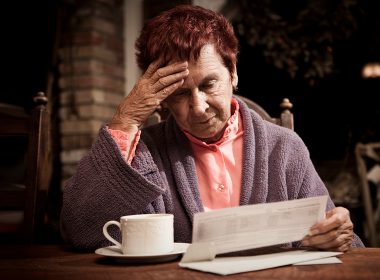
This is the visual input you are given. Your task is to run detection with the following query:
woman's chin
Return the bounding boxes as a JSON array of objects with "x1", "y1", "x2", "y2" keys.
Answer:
[
  {"x1": 193, "y1": 131, "x2": 223, "y2": 143},
  {"x1": 184, "y1": 122, "x2": 226, "y2": 143}
]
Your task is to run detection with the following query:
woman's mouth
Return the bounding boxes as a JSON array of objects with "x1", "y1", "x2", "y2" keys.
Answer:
[{"x1": 197, "y1": 116, "x2": 215, "y2": 125}]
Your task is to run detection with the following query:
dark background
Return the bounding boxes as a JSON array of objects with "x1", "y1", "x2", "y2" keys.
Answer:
[
  {"x1": 235, "y1": 0, "x2": 380, "y2": 162},
  {"x1": 0, "y1": 0, "x2": 58, "y2": 110}
]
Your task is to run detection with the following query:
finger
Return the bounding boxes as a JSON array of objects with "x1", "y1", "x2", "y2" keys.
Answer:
[
  {"x1": 151, "y1": 61, "x2": 188, "y2": 82},
  {"x1": 302, "y1": 225, "x2": 353, "y2": 248},
  {"x1": 334, "y1": 241, "x2": 352, "y2": 252},
  {"x1": 309, "y1": 208, "x2": 350, "y2": 236},
  {"x1": 154, "y1": 69, "x2": 189, "y2": 91},
  {"x1": 157, "y1": 79, "x2": 185, "y2": 99},
  {"x1": 143, "y1": 59, "x2": 163, "y2": 78},
  {"x1": 304, "y1": 232, "x2": 353, "y2": 251},
  {"x1": 303, "y1": 228, "x2": 340, "y2": 246},
  {"x1": 329, "y1": 238, "x2": 353, "y2": 252},
  {"x1": 325, "y1": 207, "x2": 349, "y2": 219},
  {"x1": 309, "y1": 218, "x2": 353, "y2": 241}
]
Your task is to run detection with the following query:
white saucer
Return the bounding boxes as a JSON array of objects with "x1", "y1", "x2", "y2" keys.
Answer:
[{"x1": 95, "y1": 243, "x2": 190, "y2": 264}]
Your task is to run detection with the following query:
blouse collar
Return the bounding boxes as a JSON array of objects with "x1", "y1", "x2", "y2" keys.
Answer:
[{"x1": 183, "y1": 98, "x2": 241, "y2": 147}]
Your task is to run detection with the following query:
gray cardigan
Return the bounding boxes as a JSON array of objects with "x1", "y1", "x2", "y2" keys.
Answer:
[{"x1": 61, "y1": 98, "x2": 364, "y2": 250}]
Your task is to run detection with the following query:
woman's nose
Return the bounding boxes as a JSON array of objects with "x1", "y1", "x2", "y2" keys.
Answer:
[{"x1": 190, "y1": 90, "x2": 209, "y2": 116}]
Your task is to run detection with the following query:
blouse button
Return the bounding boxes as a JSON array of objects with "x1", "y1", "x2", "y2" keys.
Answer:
[{"x1": 217, "y1": 184, "x2": 225, "y2": 192}]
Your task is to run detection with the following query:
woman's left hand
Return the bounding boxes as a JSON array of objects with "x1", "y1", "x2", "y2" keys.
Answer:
[{"x1": 301, "y1": 207, "x2": 354, "y2": 252}]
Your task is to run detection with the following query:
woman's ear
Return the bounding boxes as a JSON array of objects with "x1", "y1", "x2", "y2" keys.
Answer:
[{"x1": 232, "y1": 66, "x2": 238, "y2": 89}]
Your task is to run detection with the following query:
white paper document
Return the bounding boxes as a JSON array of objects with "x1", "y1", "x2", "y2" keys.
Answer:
[
  {"x1": 188, "y1": 195, "x2": 328, "y2": 259},
  {"x1": 179, "y1": 250, "x2": 342, "y2": 275},
  {"x1": 293, "y1": 256, "x2": 342, "y2": 265},
  {"x1": 179, "y1": 196, "x2": 335, "y2": 275}
]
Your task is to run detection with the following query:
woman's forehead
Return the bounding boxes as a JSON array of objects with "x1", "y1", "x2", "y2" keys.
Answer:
[{"x1": 167, "y1": 44, "x2": 222, "y2": 64}]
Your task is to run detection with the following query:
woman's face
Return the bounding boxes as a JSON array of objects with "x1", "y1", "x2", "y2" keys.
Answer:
[{"x1": 164, "y1": 44, "x2": 237, "y2": 143}]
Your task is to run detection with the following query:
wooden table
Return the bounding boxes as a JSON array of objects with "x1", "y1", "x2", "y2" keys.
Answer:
[{"x1": 0, "y1": 245, "x2": 379, "y2": 279}]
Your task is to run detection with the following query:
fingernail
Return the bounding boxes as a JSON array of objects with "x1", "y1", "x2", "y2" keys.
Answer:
[{"x1": 309, "y1": 229, "x2": 318, "y2": 236}]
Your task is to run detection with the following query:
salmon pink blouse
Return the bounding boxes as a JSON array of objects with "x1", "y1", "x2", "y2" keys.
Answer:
[{"x1": 108, "y1": 98, "x2": 244, "y2": 211}]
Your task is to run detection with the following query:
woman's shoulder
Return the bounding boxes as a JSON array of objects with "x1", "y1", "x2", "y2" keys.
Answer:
[
  {"x1": 263, "y1": 120, "x2": 309, "y2": 155},
  {"x1": 265, "y1": 120, "x2": 300, "y2": 141}
]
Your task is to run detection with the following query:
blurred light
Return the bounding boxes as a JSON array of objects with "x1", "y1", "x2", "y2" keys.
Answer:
[{"x1": 362, "y1": 63, "x2": 380, "y2": 78}]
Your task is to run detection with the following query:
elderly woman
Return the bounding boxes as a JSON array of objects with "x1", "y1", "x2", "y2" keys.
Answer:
[{"x1": 61, "y1": 5, "x2": 363, "y2": 251}]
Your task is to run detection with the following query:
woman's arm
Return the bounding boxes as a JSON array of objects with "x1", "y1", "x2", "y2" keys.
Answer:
[{"x1": 60, "y1": 126, "x2": 166, "y2": 250}]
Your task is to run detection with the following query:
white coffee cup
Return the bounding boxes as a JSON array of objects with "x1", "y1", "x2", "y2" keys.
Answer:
[{"x1": 103, "y1": 213, "x2": 174, "y2": 255}]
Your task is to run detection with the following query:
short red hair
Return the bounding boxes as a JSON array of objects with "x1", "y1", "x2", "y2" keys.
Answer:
[{"x1": 135, "y1": 5, "x2": 239, "y2": 78}]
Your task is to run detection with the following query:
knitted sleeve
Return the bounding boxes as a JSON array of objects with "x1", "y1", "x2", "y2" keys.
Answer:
[
  {"x1": 107, "y1": 127, "x2": 141, "y2": 164},
  {"x1": 60, "y1": 126, "x2": 166, "y2": 250}
]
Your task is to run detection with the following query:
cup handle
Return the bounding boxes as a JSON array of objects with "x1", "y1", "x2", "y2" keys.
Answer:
[{"x1": 103, "y1": 221, "x2": 122, "y2": 248}]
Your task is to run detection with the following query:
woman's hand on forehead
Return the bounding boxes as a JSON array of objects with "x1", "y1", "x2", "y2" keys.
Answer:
[
  {"x1": 146, "y1": 60, "x2": 189, "y2": 98},
  {"x1": 109, "y1": 60, "x2": 189, "y2": 132}
]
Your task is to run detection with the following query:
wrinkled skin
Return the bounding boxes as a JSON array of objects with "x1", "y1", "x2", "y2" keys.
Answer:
[
  {"x1": 163, "y1": 44, "x2": 237, "y2": 143},
  {"x1": 109, "y1": 60, "x2": 189, "y2": 134},
  {"x1": 302, "y1": 207, "x2": 354, "y2": 252}
]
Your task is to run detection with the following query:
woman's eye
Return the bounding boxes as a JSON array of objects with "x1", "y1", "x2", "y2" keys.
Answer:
[
  {"x1": 172, "y1": 90, "x2": 188, "y2": 97},
  {"x1": 201, "y1": 80, "x2": 216, "y2": 90}
]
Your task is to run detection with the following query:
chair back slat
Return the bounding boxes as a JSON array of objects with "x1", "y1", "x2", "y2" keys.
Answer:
[{"x1": 0, "y1": 92, "x2": 50, "y2": 243}]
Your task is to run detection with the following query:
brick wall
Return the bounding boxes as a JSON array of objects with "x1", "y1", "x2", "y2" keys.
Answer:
[{"x1": 58, "y1": 0, "x2": 124, "y2": 187}]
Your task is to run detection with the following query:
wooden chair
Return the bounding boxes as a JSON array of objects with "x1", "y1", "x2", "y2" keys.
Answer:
[
  {"x1": 0, "y1": 92, "x2": 50, "y2": 243},
  {"x1": 355, "y1": 142, "x2": 380, "y2": 247},
  {"x1": 235, "y1": 95, "x2": 294, "y2": 130}
]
